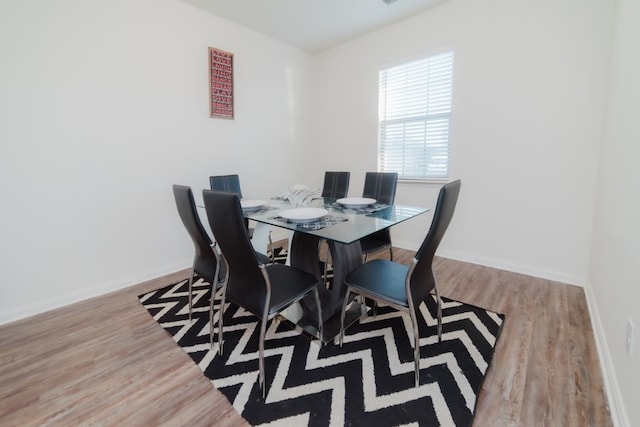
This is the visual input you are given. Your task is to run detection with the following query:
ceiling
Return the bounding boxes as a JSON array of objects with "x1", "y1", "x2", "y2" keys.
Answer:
[{"x1": 181, "y1": 0, "x2": 448, "y2": 53}]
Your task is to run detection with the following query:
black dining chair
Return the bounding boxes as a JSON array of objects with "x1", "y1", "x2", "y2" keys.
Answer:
[
  {"x1": 172, "y1": 184, "x2": 226, "y2": 322},
  {"x1": 209, "y1": 174, "x2": 248, "y2": 231},
  {"x1": 319, "y1": 171, "x2": 350, "y2": 285},
  {"x1": 208, "y1": 174, "x2": 244, "y2": 196},
  {"x1": 359, "y1": 172, "x2": 398, "y2": 261},
  {"x1": 202, "y1": 189, "x2": 323, "y2": 398},
  {"x1": 209, "y1": 174, "x2": 273, "y2": 260},
  {"x1": 340, "y1": 179, "x2": 461, "y2": 387},
  {"x1": 321, "y1": 171, "x2": 350, "y2": 199}
]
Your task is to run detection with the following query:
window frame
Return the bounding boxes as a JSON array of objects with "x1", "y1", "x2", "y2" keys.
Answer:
[{"x1": 377, "y1": 48, "x2": 455, "y2": 183}]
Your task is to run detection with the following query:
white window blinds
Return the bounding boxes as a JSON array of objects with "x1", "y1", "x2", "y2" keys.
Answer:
[{"x1": 378, "y1": 50, "x2": 454, "y2": 180}]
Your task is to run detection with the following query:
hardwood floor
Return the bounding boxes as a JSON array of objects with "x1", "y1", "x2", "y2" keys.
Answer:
[{"x1": 0, "y1": 244, "x2": 612, "y2": 426}]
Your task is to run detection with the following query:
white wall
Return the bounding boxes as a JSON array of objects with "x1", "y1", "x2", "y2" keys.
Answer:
[
  {"x1": 0, "y1": 0, "x2": 313, "y2": 323},
  {"x1": 589, "y1": 0, "x2": 640, "y2": 424},
  {"x1": 310, "y1": 0, "x2": 615, "y2": 285}
]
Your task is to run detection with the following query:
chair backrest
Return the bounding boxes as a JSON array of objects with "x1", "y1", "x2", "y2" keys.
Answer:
[
  {"x1": 202, "y1": 189, "x2": 266, "y2": 317},
  {"x1": 172, "y1": 184, "x2": 217, "y2": 283},
  {"x1": 409, "y1": 179, "x2": 461, "y2": 303},
  {"x1": 321, "y1": 171, "x2": 350, "y2": 199},
  {"x1": 362, "y1": 172, "x2": 398, "y2": 205},
  {"x1": 209, "y1": 174, "x2": 243, "y2": 198}
]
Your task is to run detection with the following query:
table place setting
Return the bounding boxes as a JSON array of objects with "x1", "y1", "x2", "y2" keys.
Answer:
[
  {"x1": 326, "y1": 197, "x2": 389, "y2": 214},
  {"x1": 271, "y1": 206, "x2": 348, "y2": 230},
  {"x1": 240, "y1": 199, "x2": 278, "y2": 215}
]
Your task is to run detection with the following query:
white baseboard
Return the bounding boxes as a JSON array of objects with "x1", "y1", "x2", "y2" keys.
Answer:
[
  {"x1": 583, "y1": 284, "x2": 629, "y2": 427},
  {"x1": 0, "y1": 259, "x2": 190, "y2": 326},
  {"x1": 392, "y1": 239, "x2": 585, "y2": 287}
]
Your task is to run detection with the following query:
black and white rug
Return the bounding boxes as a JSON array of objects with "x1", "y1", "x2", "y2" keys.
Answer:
[{"x1": 139, "y1": 256, "x2": 504, "y2": 426}]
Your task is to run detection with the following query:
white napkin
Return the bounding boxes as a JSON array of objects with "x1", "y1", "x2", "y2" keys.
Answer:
[{"x1": 276, "y1": 185, "x2": 321, "y2": 207}]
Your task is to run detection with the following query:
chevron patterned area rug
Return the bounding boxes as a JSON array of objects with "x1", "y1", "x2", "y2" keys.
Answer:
[{"x1": 139, "y1": 258, "x2": 504, "y2": 426}]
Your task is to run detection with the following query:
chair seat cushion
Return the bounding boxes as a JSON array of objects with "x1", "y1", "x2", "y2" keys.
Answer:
[
  {"x1": 345, "y1": 259, "x2": 409, "y2": 307},
  {"x1": 265, "y1": 264, "x2": 320, "y2": 315}
]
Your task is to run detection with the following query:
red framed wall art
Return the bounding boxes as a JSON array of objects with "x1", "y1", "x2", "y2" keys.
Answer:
[{"x1": 209, "y1": 47, "x2": 234, "y2": 119}]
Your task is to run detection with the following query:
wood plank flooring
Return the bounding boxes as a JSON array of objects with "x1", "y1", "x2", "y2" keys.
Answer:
[{"x1": 0, "y1": 244, "x2": 612, "y2": 426}]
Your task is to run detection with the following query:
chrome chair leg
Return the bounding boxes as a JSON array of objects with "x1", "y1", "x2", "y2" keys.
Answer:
[
  {"x1": 339, "y1": 289, "x2": 351, "y2": 347},
  {"x1": 209, "y1": 286, "x2": 215, "y2": 347},
  {"x1": 434, "y1": 286, "x2": 443, "y2": 342},
  {"x1": 409, "y1": 309, "x2": 420, "y2": 387},
  {"x1": 216, "y1": 255, "x2": 229, "y2": 354},
  {"x1": 323, "y1": 249, "x2": 330, "y2": 288},
  {"x1": 259, "y1": 318, "x2": 267, "y2": 399},
  {"x1": 314, "y1": 288, "x2": 323, "y2": 344},
  {"x1": 209, "y1": 254, "x2": 220, "y2": 348},
  {"x1": 210, "y1": 271, "x2": 227, "y2": 349},
  {"x1": 268, "y1": 232, "x2": 274, "y2": 263},
  {"x1": 217, "y1": 279, "x2": 228, "y2": 354},
  {"x1": 188, "y1": 269, "x2": 195, "y2": 322}
]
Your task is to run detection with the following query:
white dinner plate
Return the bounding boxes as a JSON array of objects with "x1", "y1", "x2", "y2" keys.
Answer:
[
  {"x1": 241, "y1": 199, "x2": 267, "y2": 211},
  {"x1": 279, "y1": 207, "x2": 328, "y2": 224},
  {"x1": 336, "y1": 197, "x2": 377, "y2": 208}
]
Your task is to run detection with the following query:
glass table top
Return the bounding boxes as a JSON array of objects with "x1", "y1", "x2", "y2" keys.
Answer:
[{"x1": 243, "y1": 197, "x2": 429, "y2": 245}]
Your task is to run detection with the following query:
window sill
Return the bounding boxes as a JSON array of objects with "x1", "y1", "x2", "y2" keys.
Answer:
[{"x1": 398, "y1": 177, "x2": 450, "y2": 185}]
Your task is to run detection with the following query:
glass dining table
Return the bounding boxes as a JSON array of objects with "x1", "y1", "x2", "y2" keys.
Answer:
[{"x1": 244, "y1": 197, "x2": 429, "y2": 343}]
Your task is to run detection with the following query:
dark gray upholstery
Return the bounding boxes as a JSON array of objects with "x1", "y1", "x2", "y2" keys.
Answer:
[
  {"x1": 321, "y1": 171, "x2": 350, "y2": 199},
  {"x1": 362, "y1": 171, "x2": 398, "y2": 204},
  {"x1": 209, "y1": 174, "x2": 243, "y2": 197},
  {"x1": 340, "y1": 179, "x2": 461, "y2": 387},
  {"x1": 359, "y1": 172, "x2": 398, "y2": 260},
  {"x1": 202, "y1": 189, "x2": 323, "y2": 398},
  {"x1": 209, "y1": 174, "x2": 251, "y2": 235},
  {"x1": 172, "y1": 184, "x2": 226, "y2": 321}
]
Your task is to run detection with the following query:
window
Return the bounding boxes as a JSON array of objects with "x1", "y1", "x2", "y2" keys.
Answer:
[{"x1": 378, "y1": 50, "x2": 454, "y2": 180}]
